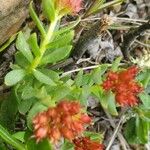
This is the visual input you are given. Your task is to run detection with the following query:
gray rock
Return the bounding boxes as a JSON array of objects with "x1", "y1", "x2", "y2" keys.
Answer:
[{"x1": 0, "y1": 0, "x2": 29, "y2": 45}]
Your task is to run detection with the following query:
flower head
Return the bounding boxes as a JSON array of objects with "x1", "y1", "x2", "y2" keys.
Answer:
[
  {"x1": 33, "y1": 100, "x2": 91, "y2": 143},
  {"x1": 73, "y1": 137, "x2": 104, "y2": 150},
  {"x1": 102, "y1": 66, "x2": 143, "y2": 107},
  {"x1": 55, "y1": 0, "x2": 82, "y2": 15}
]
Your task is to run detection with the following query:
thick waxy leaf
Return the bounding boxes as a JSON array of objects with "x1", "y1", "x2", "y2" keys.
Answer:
[
  {"x1": 139, "y1": 92, "x2": 150, "y2": 109},
  {"x1": 47, "y1": 30, "x2": 74, "y2": 49},
  {"x1": 84, "y1": 131, "x2": 103, "y2": 142},
  {"x1": 28, "y1": 33, "x2": 40, "y2": 57},
  {"x1": 90, "y1": 65, "x2": 108, "y2": 84},
  {"x1": 21, "y1": 85, "x2": 35, "y2": 100},
  {"x1": 0, "y1": 91, "x2": 18, "y2": 130},
  {"x1": 12, "y1": 132, "x2": 25, "y2": 143},
  {"x1": 18, "y1": 99, "x2": 35, "y2": 115},
  {"x1": 42, "y1": 0, "x2": 55, "y2": 21},
  {"x1": 16, "y1": 32, "x2": 33, "y2": 63},
  {"x1": 29, "y1": 2, "x2": 46, "y2": 38},
  {"x1": 55, "y1": 17, "x2": 80, "y2": 35},
  {"x1": 107, "y1": 93, "x2": 118, "y2": 116},
  {"x1": 25, "y1": 131, "x2": 53, "y2": 150},
  {"x1": 0, "y1": 125, "x2": 25, "y2": 150},
  {"x1": 111, "y1": 56, "x2": 122, "y2": 71},
  {"x1": 39, "y1": 69, "x2": 60, "y2": 82},
  {"x1": 124, "y1": 118, "x2": 138, "y2": 144},
  {"x1": 41, "y1": 46, "x2": 72, "y2": 65},
  {"x1": 15, "y1": 52, "x2": 30, "y2": 68},
  {"x1": 79, "y1": 86, "x2": 90, "y2": 106},
  {"x1": 51, "y1": 85, "x2": 71, "y2": 102},
  {"x1": 85, "y1": 0, "x2": 123, "y2": 16},
  {"x1": 5, "y1": 69, "x2": 26, "y2": 86},
  {"x1": 75, "y1": 70, "x2": 83, "y2": 87},
  {"x1": 33, "y1": 69, "x2": 56, "y2": 86},
  {"x1": 136, "y1": 116, "x2": 149, "y2": 143},
  {"x1": 85, "y1": 0, "x2": 105, "y2": 16}
]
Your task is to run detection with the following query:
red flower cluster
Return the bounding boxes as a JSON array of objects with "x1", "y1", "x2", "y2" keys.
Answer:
[
  {"x1": 102, "y1": 66, "x2": 143, "y2": 106},
  {"x1": 33, "y1": 100, "x2": 91, "y2": 143},
  {"x1": 56, "y1": 0, "x2": 82, "y2": 14},
  {"x1": 73, "y1": 137, "x2": 104, "y2": 150}
]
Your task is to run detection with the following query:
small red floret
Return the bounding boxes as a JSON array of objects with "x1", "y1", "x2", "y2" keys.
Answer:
[
  {"x1": 56, "y1": 0, "x2": 82, "y2": 14},
  {"x1": 102, "y1": 66, "x2": 143, "y2": 107},
  {"x1": 32, "y1": 100, "x2": 91, "y2": 143},
  {"x1": 73, "y1": 137, "x2": 104, "y2": 150}
]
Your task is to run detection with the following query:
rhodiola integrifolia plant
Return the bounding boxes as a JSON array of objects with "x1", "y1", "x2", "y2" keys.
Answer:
[{"x1": 0, "y1": 0, "x2": 149, "y2": 149}]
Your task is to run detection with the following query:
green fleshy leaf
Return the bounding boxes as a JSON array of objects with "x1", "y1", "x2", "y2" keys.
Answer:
[
  {"x1": 84, "y1": 131, "x2": 103, "y2": 142},
  {"x1": 0, "y1": 91, "x2": 18, "y2": 130},
  {"x1": 18, "y1": 99, "x2": 35, "y2": 115},
  {"x1": 16, "y1": 32, "x2": 33, "y2": 63},
  {"x1": 75, "y1": 70, "x2": 83, "y2": 87},
  {"x1": 41, "y1": 45, "x2": 72, "y2": 65},
  {"x1": 51, "y1": 85, "x2": 71, "y2": 102},
  {"x1": 29, "y1": 2, "x2": 46, "y2": 38},
  {"x1": 15, "y1": 52, "x2": 30, "y2": 69},
  {"x1": 124, "y1": 118, "x2": 138, "y2": 144},
  {"x1": 5, "y1": 69, "x2": 26, "y2": 86},
  {"x1": 111, "y1": 56, "x2": 122, "y2": 71},
  {"x1": 33, "y1": 69, "x2": 56, "y2": 86},
  {"x1": 47, "y1": 30, "x2": 74, "y2": 49},
  {"x1": 12, "y1": 132, "x2": 25, "y2": 143},
  {"x1": 139, "y1": 92, "x2": 150, "y2": 109},
  {"x1": 107, "y1": 92, "x2": 118, "y2": 116},
  {"x1": 0, "y1": 125, "x2": 25, "y2": 150},
  {"x1": 42, "y1": 0, "x2": 55, "y2": 21},
  {"x1": 28, "y1": 33, "x2": 40, "y2": 57},
  {"x1": 136, "y1": 116, "x2": 149, "y2": 143},
  {"x1": 55, "y1": 17, "x2": 80, "y2": 35}
]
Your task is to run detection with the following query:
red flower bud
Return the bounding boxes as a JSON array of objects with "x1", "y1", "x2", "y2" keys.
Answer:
[
  {"x1": 55, "y1": 0, "x2": 82, "y2": 15},
  {"x1": 102, "y1": 66, "x2": 143, "y2": 107},
  {"x1": 73, "y1": 137, "x2": 104, "y2": 150},
  {"x1": 32, "y1": 100, "x2": 91, "y2": 143}
]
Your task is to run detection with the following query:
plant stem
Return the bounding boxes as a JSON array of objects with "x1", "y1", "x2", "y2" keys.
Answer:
[
  {"x1": 106, "y1": 115, "x2": 126, "y2": 150},
  {"x1": 0, "y1": 124, "x2": 26, "y2": 150},
  {"x1": 30, "y1": 18, "x2": 58, "y2": 70}
]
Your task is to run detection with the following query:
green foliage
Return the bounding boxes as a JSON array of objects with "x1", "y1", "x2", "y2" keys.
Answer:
[
  {"x1": 139, "y1": 92, "x2": 150, "y2": 109},
  {"x1": 12, "y1": 132, "x2": 25, "y2": 143},
  {"x1": 84, "y1": 131, "x2": 103, "y2": 142},
  {"x1": 29, "y1": 2, "x2": 46, "y2": 38},
  {"x1": 0, "y1": 91, "x2": 18, "y2": 130},
  {"x1": 124, "y1": 118, "x2": 138, "y2": 144},
  {"x1": 25, "y1": 131, "x2": 53, "y2": 150},
  {"x1": 47, "y1": 30, "x2": 74, "y2": 49},
  {"x1": 33, "y1": 69, "x2": 56, "y2": 85},
  {"x1": 18, "y1": 99, "x2": 35, "y2": 115},
  {"x1": 124, "y1": 116, "x2": 150, "y2": 144},
  {"x1": 42, "y1": 0, "x2": 55, "y2": 21},
  {"x1": 41, "y1": 45, "x2": 72, "y2": 65},
  {"x1": 1, "y1": 0, "x2": 149, "y2": 148},
  {"x1": 28, "y1": 33, "x2": 40, "y2": 57},
  {"x1": 0, "y1": 125, "x2": 25, "y2": 150},
  {"x1": 136, "y1": 116, "x2": 149, "y2": 143},
  {"x1": 16, "y1": 32, "x2": 33, "y2": 63},
  {"x1": 111, "y1": 56, "x2": 122, "y2": 71},
  {"x1": 137, "y1": 69, "x2": 150, "y2": 88},
  {"x1": 85, "y1": 0, "x2": 124, "y2": 17},
  {"x1": 5, "y1": 69, "x2": 26, "y2": 86}
]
